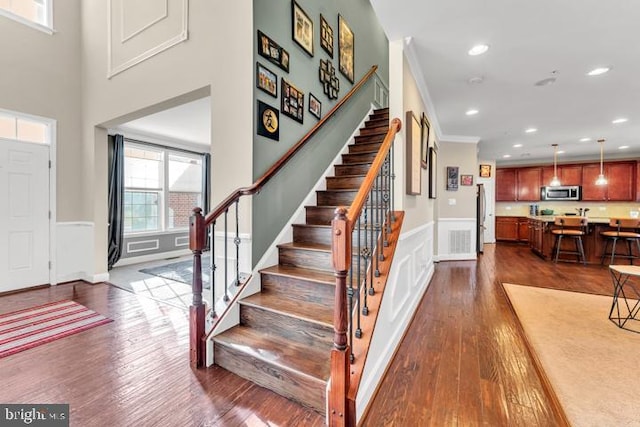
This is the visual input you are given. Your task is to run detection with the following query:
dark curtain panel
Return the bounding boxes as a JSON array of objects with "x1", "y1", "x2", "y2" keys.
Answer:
[
  {"x1": 107, "y1": 134, "x2": 125, "y2": 269},
  {"x1": 202, "y1": 152, "x2": 211, "y2": 250}
]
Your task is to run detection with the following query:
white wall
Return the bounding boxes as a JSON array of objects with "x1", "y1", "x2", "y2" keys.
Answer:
[
  {"x1": 80, "y1": 0, "x2": 255, "y2": 278},
  {"x1": 0, "y1": 0, "x2": 83, "y2": 221}
]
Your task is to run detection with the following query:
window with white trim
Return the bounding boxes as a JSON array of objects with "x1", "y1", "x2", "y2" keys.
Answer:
[
  {"x1": 124, "y1": 143, "x2": 203, "y2": 235},
  {"x1": 0, "y1": 0, "x2": 52, "y2": 32},
  {"x1": 0, "y1": 110, "x2": 50, "y2": 144}
]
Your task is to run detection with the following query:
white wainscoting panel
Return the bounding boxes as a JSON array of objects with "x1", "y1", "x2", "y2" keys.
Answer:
[
  {"x1": 436, "y1": 217, "x2": 477, "y2": 261},
  {"x1": 107, "y1": 0, "x2": 189, "y2": 78},
  {"x1": 56, "y1": 222, "x2": 95, "y2": 283},
  {"x1": 356, "y1": 221, "x2": 435, "y2": 421}
]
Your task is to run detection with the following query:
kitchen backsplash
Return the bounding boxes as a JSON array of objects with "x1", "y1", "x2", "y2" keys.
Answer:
[{"x1": 496, "y1": 201, "x2": 640, "y2": 218}]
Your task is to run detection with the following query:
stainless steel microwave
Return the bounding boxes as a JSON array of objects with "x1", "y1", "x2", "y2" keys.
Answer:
[{"x1": 540, "y1": 185, "x2": 582, "y2": 201}]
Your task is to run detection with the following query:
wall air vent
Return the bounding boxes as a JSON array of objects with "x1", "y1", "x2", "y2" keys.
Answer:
[{"x1": 448, "y1": 230, "x2": 471, "y2": 254}]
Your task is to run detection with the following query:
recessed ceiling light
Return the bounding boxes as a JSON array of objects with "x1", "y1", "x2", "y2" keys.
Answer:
[
  {"x1": 465, "y1": 109, "x2": 479, "y2": 116},
  {"x1": 612, "y1": 118, "x2": 628, "y2": 124},
  {"x1": 468, "y1": 44, "x2": 489, "y2": 56},
  {"x1": 534, "y1": 77, "x2": 557, "y2": 86},
  {"x1": 525, "y1": 128, "x2": 537, "y2": 133},
  {"x1": 619, "y1": 145, "x2": 629, "y2": 150},
  {"x1": 503, "y1": 154, "x2": 511, "y2": 158},
  {"x1": 579, "y1": 137, "x2": 591, "y2": 142},
  {"x1": 587, "y1": 67, "x2": 610, "y2": 76},
  {"x1": 557, "y1": 150, "x2": 565, "y2": 154},
  {"x1": 513, "y1": 144, "x2": 523, "y2": 148},
  {"x1": 467, "y1": 76, "x2": 484, "y2": 85}
]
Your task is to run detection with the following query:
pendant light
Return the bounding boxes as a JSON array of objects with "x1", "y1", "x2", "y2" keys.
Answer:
[
  {"x1": 595, "y1": 138, "x2": 608, "y2": 186},
  {"x1": 549, "y1": 144, "x2": 561, "y2": 187}
]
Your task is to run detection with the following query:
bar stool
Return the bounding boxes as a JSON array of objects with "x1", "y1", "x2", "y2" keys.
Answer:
[
  {"x1": 600, "y1": 218, "x2": 640, "y2": 265},
  {"x1": 551, "y1": 216, "x2": 588, "y2": 265}
]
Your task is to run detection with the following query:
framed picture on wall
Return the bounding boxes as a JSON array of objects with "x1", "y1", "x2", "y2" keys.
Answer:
[
  {"x1": 256, "y1": 62, "x2": 277, "y2": 97},
  {"x1": 292, "y1": 1, "x2": 314, "y2": 57},
  {"x1": 447, "y1": 166, "x2": 459, "y2": 191},
  {"x1": 461, "y1": 174, "x2": 473, "y2": 186},
  {"x1": 281, "y1": 78, "x2": 305, "y2": 123},
  {"x1": 309, "y1": 93, "x2": 321, "y2": 119},
  {"x1": 421, "y1": 112, "x2": 430, "y2": 169},
  {"x1": 405, "y1": 111, "x2": 421, "y2": 195},
  {"x1": 429, "y1": 147, "x2": 437, "y2": 199},
  {"x1": 479, "y1": 164, "x2": 492, "y2": 178},
  {"x1": 258, "y1": 30, "x2": 290, "y2": 73},
  {"x1": 257, "y1": 100, "x2": 280, "y2": 141},
  {"x1": 320, "y1": 14, "x2": 334, "y2": 58},
  {"x1": 338, "y1": 14, "x2": 354, "y2": 84}
]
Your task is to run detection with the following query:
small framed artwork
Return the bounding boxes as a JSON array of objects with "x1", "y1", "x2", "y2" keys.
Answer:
[
  {"x1": 479, "y1": 164, "x2": 492, "y2": 178},
  {"x1": 258, "y1": 30, "x2": 290, "y2": 73},
  {"x1": 256, "y1": 62, "x2": 277, "y2": 98},
  {"x1": 421, "y1": 113, "x2": 430, "y2": 169},
  {"x1": 292, "y1": 1, "x2": 314, "y2": 57},
  {"x1": 428, "y1": 147, "x2": 437, "y2": 199},
  {"x1": 405, "y1": 111, "x2": 421, "y2": 195},
  {"x1": 319, "y1": 59, "x2": 339, "y2": 99},
  {"x1": 338, "y1": 14, "x2": 354, "y2": 84},
  {"x1": 281, "y1": 79, "x2": 304, "y2": 123},
  {"x1": 320, "y1": 14, "x2": 334, "y2": 58},
  {"x1": 257, "y1": 100, "x2": 279, "y2": 141},
  {"x1": 447, "y1": 166, "x2": 459, "y2": 191},
  {"x1": 309, "y1": 93, "x2": 321, "y2": 119},
  {"x1": 461, "y1": 174, "x2": 474, "y2": 186}
]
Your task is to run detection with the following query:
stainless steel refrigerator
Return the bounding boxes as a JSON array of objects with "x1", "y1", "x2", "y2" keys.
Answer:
[{"x1": 476, "y1": 183, "x2": 486, "y2": 254}]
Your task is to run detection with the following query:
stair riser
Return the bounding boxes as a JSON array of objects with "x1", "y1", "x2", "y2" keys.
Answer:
[
  {"x1": 261, "y1": 272, "x2": 335, "y2": 305},
  {"x1": 342, "y1": 152, "x2": 377, "y2": 164},
  {"x1": 349, "y1": 142, "x2": 381, "y2": 153},
  {"x1": 316, "y1": 189, "x2": 385, "y2": 206},
  {"x1": 334, "y1": 163, "x2": 371, "y2": 176},
  {"x1": 214, "y1": 342, "x2": 326, "y2": 414},
  {"x1": 240, "y1": 304, "x2": 334, "y2": 349},
  {"x1": 279, "y1": 247, "x2": 332, "y2": 272},
  {"x1": 305, "y1": 207, "x2": 336, "y2": 225},
  {"x1": 369, "y1": 111, "x2": 389, "y2": 120},
  {"x1": 326, "y1": 175, "x2": 365, "y2": 190},
  {"x1": 292, "y1": 225, "x2": 332, "y2": 246}
]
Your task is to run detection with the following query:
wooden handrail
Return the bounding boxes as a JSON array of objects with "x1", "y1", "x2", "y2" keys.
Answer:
[
  {"x1": 329, "y1": 118, "x2": 402, "y2": 426},
  {"x1": 203, "y1": 65, "x2": 379, "y2": 227},
  {"x1": 346, "y1": 118, "x2": 401, "y2": 223}
]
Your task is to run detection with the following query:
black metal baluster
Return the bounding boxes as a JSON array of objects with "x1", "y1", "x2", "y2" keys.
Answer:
[
  {"x1": 223, "y1": 208, "x2": 229, "y2": 302},
  {"x1": 362, "y1": 206, "x2": 370, "y2": 316},
  {"x1": 374, "y1": 172, "x2": 382, "y2": 277},
  {"x1": 368, "y1": 188, "x2": 375, "y2": 296},
  {"x1": 390, "y1": 140, "x2": 396, "y2": 223},
  {"x1": 355, "y1": 215, "x2": 362, "y2": 339},
  {"x1": 348, "y1": 248, "x2": 355, "y2": 363},
  {"x1": 234, "y1": 199, "x2": 241, "y2": 286},
  {"x1": 210, "y1": 221, "x2": 217, "y2": 318},
  {"x1": 384, "y1": 153, "x2": 391, "y2": 242}
]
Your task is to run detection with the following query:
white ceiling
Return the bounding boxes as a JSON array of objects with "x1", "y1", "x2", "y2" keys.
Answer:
[
  {"x1": 118, "y1": 96, "x2": 211, "y2": 147},
  {"x1": 370, "y1": 0, "x2": 640, "y2": 165}
]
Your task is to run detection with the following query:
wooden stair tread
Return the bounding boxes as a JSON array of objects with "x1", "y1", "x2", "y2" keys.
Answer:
[
  {"x1": 241, "y1": 292, "x2": 333, "y2": 326},
  {"x1": 214, "y1": 326, "x2": 330, "y2": 381},
  {"x1": 259, "y1": 264, "x2": 335, "y2": 285}
]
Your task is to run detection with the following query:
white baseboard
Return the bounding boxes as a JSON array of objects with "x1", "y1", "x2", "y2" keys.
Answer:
[{"x1": 113, "y1": 248, "x2": 192, "y2": 267}]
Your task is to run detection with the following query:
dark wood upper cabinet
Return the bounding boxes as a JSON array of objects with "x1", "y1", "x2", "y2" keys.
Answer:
[
  {"x1": 516, "y1": 168, "x2": 541, "y2": 201},
  {"x1": 559, "y1": 165, "x2": 582, "y2": 186},
  {"x1": 496, "y1": 168, "x2": 517, "y2": 201},
  {"x1": 581, "y1": 161, "x2": 635, "y2": 201}
]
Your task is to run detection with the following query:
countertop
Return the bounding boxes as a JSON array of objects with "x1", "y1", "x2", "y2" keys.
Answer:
[{"x1": 527, "y1": 215, "x2": 612, "y2": 224}]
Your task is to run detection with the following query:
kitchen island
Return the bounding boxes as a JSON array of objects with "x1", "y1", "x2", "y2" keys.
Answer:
[{"x1": 526, "y1": 215, "x2": 637, "y2": 264}]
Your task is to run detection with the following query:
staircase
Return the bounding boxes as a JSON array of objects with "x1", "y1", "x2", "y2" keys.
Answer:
[{"x1": 212, "y1": 108, "x2": 390, "y2": 414}]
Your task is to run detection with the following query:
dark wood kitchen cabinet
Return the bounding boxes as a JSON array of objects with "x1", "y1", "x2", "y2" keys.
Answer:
[
  {"x1": 516, "y1": 168, "x2": 541, "y2": 201},
  {"x1": 582, "y1": 161, "x2": 635, "y2": 201},
  {"x1": 496, "y1": 216, "x2": 529, "y2": 242},
  {"x1": 496, "y1": 168, "x2": 517, "y2": 201}
]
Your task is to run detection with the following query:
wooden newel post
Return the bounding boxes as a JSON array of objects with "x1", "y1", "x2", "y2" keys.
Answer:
[
  {"x1": 189, "y1": 207, "x2": 206, "y2": 368},
  {"x1": 329, "y1": 207, "x2": 352, "y2": 426}
]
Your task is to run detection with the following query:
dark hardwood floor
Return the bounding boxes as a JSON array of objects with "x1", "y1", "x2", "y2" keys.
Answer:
[
  {"x1": 0, "y1": 242, "x2": 613, "y2": 426},
  {"x1": 362, "y1": 242, "x2": 612, "y2": 426}
]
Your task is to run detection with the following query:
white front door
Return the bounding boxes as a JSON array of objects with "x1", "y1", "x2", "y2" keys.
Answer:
[{"x1": 0, "y1": 139, "x2": 50, "y2": 292}]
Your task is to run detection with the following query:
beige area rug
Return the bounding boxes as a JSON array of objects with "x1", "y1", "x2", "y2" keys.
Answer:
[{"x1": 503, "y1": 283, "x2": 640, "y2": 427}]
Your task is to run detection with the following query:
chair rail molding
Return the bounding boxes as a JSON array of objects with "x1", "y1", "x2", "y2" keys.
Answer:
[{"x1": 107, "y1": 0, "x2": 189, "y2": 78}]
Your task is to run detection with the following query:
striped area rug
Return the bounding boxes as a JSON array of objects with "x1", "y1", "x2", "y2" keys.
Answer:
[{"x1": 0, "y1": 300, "x2": 112, "y2": 358}]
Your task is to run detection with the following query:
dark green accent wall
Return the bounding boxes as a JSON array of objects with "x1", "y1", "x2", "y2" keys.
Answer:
[{"x1": 252, "y1": 0, "x2": 389, "y2": 264}]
